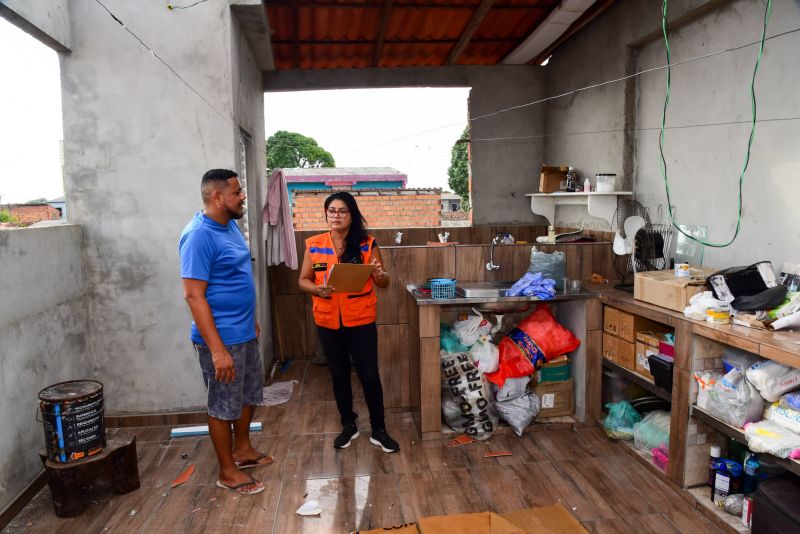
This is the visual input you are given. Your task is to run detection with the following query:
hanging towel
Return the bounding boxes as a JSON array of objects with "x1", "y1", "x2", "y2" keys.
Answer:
[{"x1": 262, "y1": 168, "x2": 298, "y2": 269}]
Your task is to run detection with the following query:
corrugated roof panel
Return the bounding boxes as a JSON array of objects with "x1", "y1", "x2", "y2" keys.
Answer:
[
  {"x1": 267, "y1": 6, "x2": 294, "y2": 41},
  {"x1": 457, "y1": 41, "x2": 517, "y2": 64},
  {"x1": 272, "y1": 43, "x2": 295, "y2": 69},
  {"x1": 378, "y1": 43, "x2": 452, "y2": 67},
  {"x1": 301, "y1": 43, "x2": 373, "y2": 68},
  {"x1": 385, "y1": 8, "x2": 470, "y2": 41},
  {"x1": 474, "y1": 9, "x2": 548, "y2": 40},
  {"x1": 299, "y1": 6, "x2": 380, "y2": 41}
]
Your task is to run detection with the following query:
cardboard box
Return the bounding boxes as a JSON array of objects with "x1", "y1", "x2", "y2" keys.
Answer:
[
  {"x1": 604, "y1": 306, "x2": 666, "y2": 343},
  {"x1": 603, "y1": 332, "x2": 616, "y2": 362},
  {"x1": 615, "y1": 338, "x2": 636, "y2": 371},
  {"x1": 539, "y1": 165, "x2": 568, "y2": 193},
  {"x1": 535, "y1": 378, "x2": 574, "y2": 418},
  {"x1": 635, "y1": 342, "x2": 654, "y2": 379},
  {"x1": 634, "y1": 267, "x2": 716, "y2": 313}
]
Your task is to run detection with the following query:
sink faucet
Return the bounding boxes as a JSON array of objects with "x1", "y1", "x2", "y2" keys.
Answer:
[{"x1": 486, "y1": 233, "x2": 504, "y2": 271}]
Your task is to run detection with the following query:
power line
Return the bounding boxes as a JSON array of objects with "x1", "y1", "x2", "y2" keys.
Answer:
[{"x1": 167, "y1": 0, "x2": 210, "y2": 9}]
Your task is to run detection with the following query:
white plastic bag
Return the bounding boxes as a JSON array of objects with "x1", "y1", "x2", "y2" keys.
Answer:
[
  {"x1": 683, "y1": 291, "x2": 727, "y2": 321},
  {"x1": 632, "y1": 411, "x2": 671, "y2": 453},
  {"x1": 440, "y1": 350, "x2": 498, "y2": 440},
  {"x1": 706, "y1": 368, "x2": 764, "y2": 428},
  {"x1": 493, "y1": 376, "x2": 530, "y2": 402},
  {"x1": 744, "y1": 420, "x2": 800, "y2": 459},
  {"x1": 746, "y1": 360, "x2": 800, "y2": 402},
  {"x1": 469, "y1": 335, "x2": 499, "y2": 374},
  {"x1": 693, "y1": 371, "x2": 721, "y2": 410},
  {"x1": 452, "y1": 309, "x2": 493, "y2": 347}
]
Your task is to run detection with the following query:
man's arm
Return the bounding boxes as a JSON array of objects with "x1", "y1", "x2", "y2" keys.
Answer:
[{"x1": 183, "y1": 278, "x2": 235, "y2": 384}]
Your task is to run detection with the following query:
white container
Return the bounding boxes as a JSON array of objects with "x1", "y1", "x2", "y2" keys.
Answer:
[{"x1": 595, "y1": 173, "x2": 617, "y2": 192}]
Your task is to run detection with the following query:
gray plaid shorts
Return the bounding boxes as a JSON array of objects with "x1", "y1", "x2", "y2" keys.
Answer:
[{"x1": 194, "y1": 339, "x2": 264, "y2": 420}]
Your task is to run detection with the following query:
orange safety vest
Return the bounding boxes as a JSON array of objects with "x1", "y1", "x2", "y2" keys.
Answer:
[{"x1": 306, "y1": 232, "x2": 377, "y2": 329}]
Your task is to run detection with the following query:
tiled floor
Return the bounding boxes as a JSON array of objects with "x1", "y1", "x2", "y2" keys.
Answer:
[{"x1": 4, "y1": 362, "x2": 724, "y2": 533}]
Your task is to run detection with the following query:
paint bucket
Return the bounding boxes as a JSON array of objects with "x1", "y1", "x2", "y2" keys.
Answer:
[
  {"x1": 38, "y1": 380, "x2": 106, "y2": 463},
  {"x1": 675, "y1": 263, "x2": 690, "y2": 277},
  {"x1": 706, "y1": 306, "x2": 732, "y2": 325}
]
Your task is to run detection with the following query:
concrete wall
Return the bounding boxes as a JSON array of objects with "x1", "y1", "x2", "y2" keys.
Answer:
[
  {"x1": 60, "y1": 0, "x2": 266, "y2": 413},
  {"x1": 0, "y1": 0, "x2": 71, "y2": 52},
  {"x1": 0, "y1": 225, "x2": 91, "y2": 514},
  {"x1": 544, "y1": 0, "x2": 800, "y2": 267},
  {"x1": 263, "y1": 66, "x2": 548, "y2": 226}
]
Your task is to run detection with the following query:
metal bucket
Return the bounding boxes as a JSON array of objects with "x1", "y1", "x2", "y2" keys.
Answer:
[{"x1": 38, "y1": 380, "x2": 106, "y2": 463}]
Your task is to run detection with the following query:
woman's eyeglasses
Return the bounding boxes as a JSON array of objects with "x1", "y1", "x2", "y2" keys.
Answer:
[{"x1": 326, "y1": 208, "x2": 350, "y2": 218}]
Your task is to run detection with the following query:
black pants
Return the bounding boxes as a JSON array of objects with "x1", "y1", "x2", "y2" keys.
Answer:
[{"x1": 317, "y1": 322, "x2": 385, "y2": 430}]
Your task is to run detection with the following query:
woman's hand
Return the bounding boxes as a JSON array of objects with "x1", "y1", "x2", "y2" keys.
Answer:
[
  {"x1": 371, "y1": 257, "x2": 387, "y2": 280},
  {"x1": 316, "y1": 285, "x2": 334, "y2": 298}
]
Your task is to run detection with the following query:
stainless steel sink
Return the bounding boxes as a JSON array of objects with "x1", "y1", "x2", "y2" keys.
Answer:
[{"x1": 455, "y1": 281, "x2": 516, "y2": 297}]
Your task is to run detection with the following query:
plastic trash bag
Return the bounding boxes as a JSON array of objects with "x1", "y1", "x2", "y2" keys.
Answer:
[
  {"x1": 746, "y1": 360, "x2": 800, "y2": 403},
  {"x1": 722, "y1": 347, "x2": 759, "y2": 374},
  {"x1": 493, "y1": 376, "x2": 531, "y2": 402},
  {"x1": 707, "y1": 368, "x2": 764, "y2": 428},
  {"x1": 603, "y1": 400, "x2": 642, "y2": 440},
  {"x1": 495, "y1": 393, "x2": 540, "y2": 436},
  {"x1": 528, "y1": 249, "x2": 566, "y2": 289},
  {"x1": 780, "y1": 391, "x2": 800, "y2": 411},
  {"x1": 469, "y1": 336, "x2": 500, "y2": 374},
  {"x1": 440, "y1": 350, "x2": 498, "y2": 440},
  {"x1": 744, "y1": 420, "x2": 800, "y2": 459},
  {"x1": 632, "y1": 411, "x2": 670, "y2": 453},
  {"x1": 486, "y1": 304, "x2": 580, "y2": 387},
  {"x1": 440, "y1": 325, "x2": 470, "y2": 354},
  {"x1": 452, "y1": 309, "x2": 493, "y2": 347},
  {"x1": 693, "y1": 371, "x2": 721, "y2": 410},
  {"x1": 765, "y1": 402, "x2": 800, "y2": 434},
  {"x1": 683, "y1": 291, "x2": 728, "y2": 321}
]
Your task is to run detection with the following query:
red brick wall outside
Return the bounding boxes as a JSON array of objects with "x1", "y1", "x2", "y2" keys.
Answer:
[
  {"x1": 293, "y1": 189, "x2": 442, "y2": 230},
  {"x1": 2, "y1": 204, "x2": 61, "y2": 224}
]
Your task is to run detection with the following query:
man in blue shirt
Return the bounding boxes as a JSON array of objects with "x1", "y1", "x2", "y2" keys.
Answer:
[{"x1": 180, "y1": 169, "x2": 268, "y2": 495}]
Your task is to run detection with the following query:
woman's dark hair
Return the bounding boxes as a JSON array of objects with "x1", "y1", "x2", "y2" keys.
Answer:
[{"x1": 324, "y1": 191, "x2": 368, "y2": 263}]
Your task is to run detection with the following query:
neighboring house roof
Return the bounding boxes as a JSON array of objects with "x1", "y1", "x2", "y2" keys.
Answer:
[
  {"x1": 281, "y1": 167, "x2": 407, "y2": 187},
  {"x1": 440, "y1": 192, "x2": 461, "y2": 201},
  {"x1": 48, "y1": 196, "x2": 65, "y2": 203}
]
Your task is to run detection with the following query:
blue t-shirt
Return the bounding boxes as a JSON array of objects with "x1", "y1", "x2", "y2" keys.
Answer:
[{"x1": 179, "y1": 211, "x2": 256, "y2": 345}]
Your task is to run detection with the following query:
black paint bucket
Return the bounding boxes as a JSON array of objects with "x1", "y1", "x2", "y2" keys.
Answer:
[{"x1": 38, "y1": 380, "x2": 106, "y2": 463}]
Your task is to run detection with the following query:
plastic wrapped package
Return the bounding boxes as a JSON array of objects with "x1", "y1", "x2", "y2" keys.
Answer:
[
  {"x1": 706, "y1": 368, "x2": 764, "y2": 428},
  {"x1": 632, "y1": 411, "x2": 670, "y2": 453},
  {"x1": 495, "y1": 393, "x2": 540, "y2": 436},
  {"x1": 683, "y1": 291, "x2": 727, "y2": 321},
  {"x1": 528, "y1": 249, "x2": 566, "y2": 289},
  {"x1": 743, "y1": 420, "x2": 800, "y2": 459},
  {"x1": 493, "y1": 376, "x2": 531, "y2": 402},
  {"x1": 781, "y1": 391, "x2": 800, "y2": 411},
  {"x1": 469, "y1": 336, "x2": 499, "y2": 374},
  {"x1": 603, "y1": 400, "x2": 642, "y2": 440},
  {"x1": 652, "y1": 445, "x2": 669, "y2": 473},
  {"x1": 765, "y1": 402, "x2": 800, "y2": 434},
  {"x1": 440, "y1": 350, "x2": 498, "y2": 440},
  {"x1": 440, "y1": 325, "x2": 469, "y2": 354},
  {"x1": 746, "y1": 360, "x2": 800, "y2": 403},
  {"x1": 721, "y1": 347, "x2": 759, "y2": 374},
  {"x1": 693, "y1": 371, "x2": 721, "y2": 410},
  {"x1": 452, "y1": 309, "x2": 494, "y2": 347}
]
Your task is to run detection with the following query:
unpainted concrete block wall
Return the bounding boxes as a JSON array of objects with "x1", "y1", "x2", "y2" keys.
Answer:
[{"x1": 0, "y1": 225, "x2": 92, "y2": 514}]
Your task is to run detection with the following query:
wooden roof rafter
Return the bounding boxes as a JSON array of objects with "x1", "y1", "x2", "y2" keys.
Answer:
[
  {"x1": 445, "y1": 0, "x2": 494, "y2": 65},
  {"x1": 373, "y1": 0, "x2": 394, "y2": 67}
]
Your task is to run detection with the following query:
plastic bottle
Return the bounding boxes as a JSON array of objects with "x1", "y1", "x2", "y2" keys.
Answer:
[
  {"x1": 708, "y1": 445, "x2": 721, "y2": 487},
  {"x1": 583, "y1": 178, "x2": 591, "y2": 192},
  {"x1": 743, "y1": 452, "x2": 760, "y2": 494},
  {"x1": 565, "y1": 167, "x2": 576, "y2": 192}
]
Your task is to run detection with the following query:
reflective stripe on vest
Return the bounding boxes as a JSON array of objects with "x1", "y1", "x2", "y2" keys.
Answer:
[{"x1": 306, "y1": 232, "x2": 377, "y2": 329}]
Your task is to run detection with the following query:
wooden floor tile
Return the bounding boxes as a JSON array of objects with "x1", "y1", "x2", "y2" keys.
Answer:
[
  {"x1": 396, "y1": 471, "x2": 445, "y2": 521},
  {"x1": 467, "y1": 466, "x2": 529, "y2": 513},
  {"x1": 507, "y1": 463, "x2": 566, "y2": 509},
  {"x1": 662, "y1": 509, "x2": 725, "y2": 533},
  {"x1": 431, "y1": 468, "x2": 486, "y2": 515},
  {"x1": 538, "y1": 460, "x2": 616, "y2": 522},
  {"x1": 293, "y1": 401, "x2": 327, "y2": 435}
]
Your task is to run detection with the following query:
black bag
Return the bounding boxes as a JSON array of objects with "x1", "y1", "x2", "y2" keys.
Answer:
[
  {"x1": 706, "y1": 261, "x2": 777, "y2": 302},
  {"x1": 732, "y1": 285, "x2": 788, "y2": 312}
]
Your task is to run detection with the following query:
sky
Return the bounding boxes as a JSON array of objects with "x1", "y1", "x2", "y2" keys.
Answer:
[
  {"x1": 0, "y1": 16, "x2": 469, "y2": 205},
  {"x1": 0, "y1": 18, "x2": 64, "y2": 204}
]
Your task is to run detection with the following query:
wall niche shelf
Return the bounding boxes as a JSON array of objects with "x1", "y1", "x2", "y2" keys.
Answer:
[{"x1": 525, "y1": 192, "x2": 633, "y2": 226}]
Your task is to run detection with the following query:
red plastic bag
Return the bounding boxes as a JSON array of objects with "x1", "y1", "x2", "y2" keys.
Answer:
[{"x1": 485, "y1": 304, "x2": 580, "y2": 387}]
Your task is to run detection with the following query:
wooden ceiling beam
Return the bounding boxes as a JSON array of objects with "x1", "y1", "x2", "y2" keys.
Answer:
[
  {"x1": 445, "y1": 0, "x2": 494, "y2": 65},
  {"x1": 373, "y1": 0, "x2": 394, "y2": 66}
]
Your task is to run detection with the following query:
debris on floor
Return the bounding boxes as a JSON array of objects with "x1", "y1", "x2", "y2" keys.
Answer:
[
  {"x1": 446, "y1": 434, "x2": 475, "y2": 447},
  {"x1": 296, "y1": 500, "x2": 322, "y2": 516},
  {"x1": 171, "y1": 464, "x2": 195, "y2": 488},
  {"x1": 483, "y1": 451, "x2": 513, "y2": 458},
  {"x1": 259, "y1": 380, "x2": 299, "y2": 406},
  {"x1": 170, "y1": 422, "x2": 261, "y2": 438}
]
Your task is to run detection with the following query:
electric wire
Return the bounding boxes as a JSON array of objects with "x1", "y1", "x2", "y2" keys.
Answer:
[
  {"x1": 167, "y1": 0, "x2": 210, "y2": 9},
  {"x1": 658, "y1": 0, "x2": 773, "y2": 248}
]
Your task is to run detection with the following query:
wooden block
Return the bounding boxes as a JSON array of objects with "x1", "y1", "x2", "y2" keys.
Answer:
[
  {"x1": 584, "y1": 330, "x2": 603, "y2": 425},
  {"x1": 419, "y1": 306, "x2": 440, "y2": 338},
  {"x1": 586, "y1": 298, "x2": 603, "y2": 332},
  {"x1": 420, "y1": 337, "x2": 442, "y2": 434}
]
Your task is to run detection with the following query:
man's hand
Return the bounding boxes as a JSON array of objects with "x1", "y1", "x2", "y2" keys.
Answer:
[{"x1": 212, "y1": 349, "x2": 236, "y2": 384}]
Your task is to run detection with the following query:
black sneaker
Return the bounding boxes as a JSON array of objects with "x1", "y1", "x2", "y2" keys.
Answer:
[
  {"x1": 333, "y1": 424, "x2": 359, "y2": 449},
  {"x1": 369, "y1": 428, "x2": 400, "y2": 453}
]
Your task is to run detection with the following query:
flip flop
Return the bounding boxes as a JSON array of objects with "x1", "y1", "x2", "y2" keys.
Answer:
[
  {"x1": 215, "y1": 476, "x2": 265, "y2": 495},
  {"x1": 234, "y1": 453, "x2": 274, "y2": 469}
]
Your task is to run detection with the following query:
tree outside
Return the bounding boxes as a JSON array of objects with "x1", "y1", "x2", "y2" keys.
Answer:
[
  {"x1": 266, "y1": 130, "x2": 335, "y2": 171},
  {"x1": 447, "y1": 126, "x2": 470, "y2": 210}
]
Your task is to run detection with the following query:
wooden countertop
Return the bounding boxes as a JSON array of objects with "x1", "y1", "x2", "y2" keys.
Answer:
[{"x1": 587, "y1": 282, "x2": 800, "y2": 368}]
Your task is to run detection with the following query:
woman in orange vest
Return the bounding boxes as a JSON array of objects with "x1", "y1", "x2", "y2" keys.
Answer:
[{"x1": 298, "y1": 192, "x2": 399, "y2": 453}]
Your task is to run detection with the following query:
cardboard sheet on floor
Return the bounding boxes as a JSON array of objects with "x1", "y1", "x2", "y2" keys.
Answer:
[
  {"x1": 353, "y1": 504, "x2": 587, "y2": 534},
  {"x1": 327, "y1": 263, "x2": 374, "y2": 293}
]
